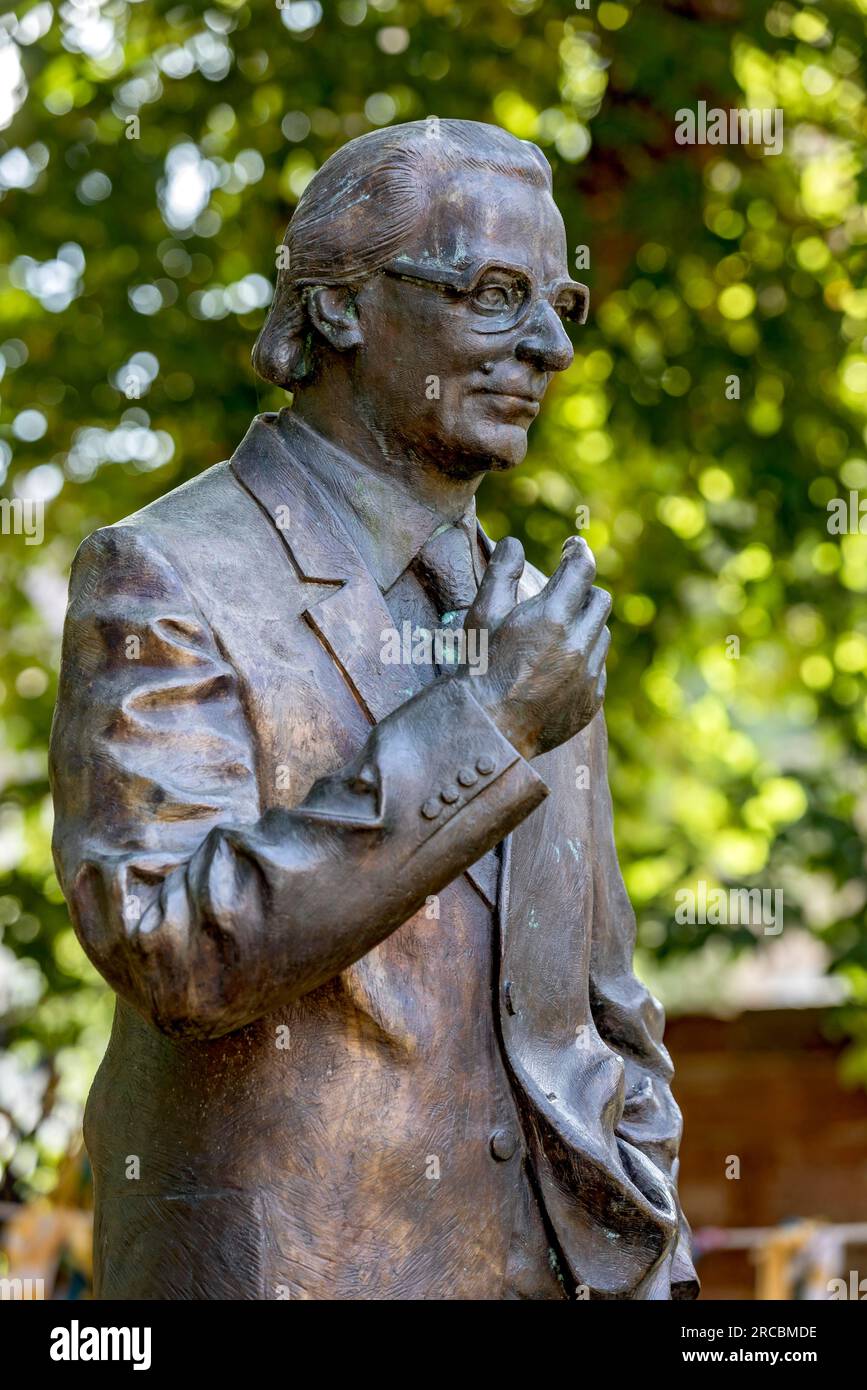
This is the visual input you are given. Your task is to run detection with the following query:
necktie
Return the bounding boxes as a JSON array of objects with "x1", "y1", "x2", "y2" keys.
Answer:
[
  {"x1": 411, "y1": 517, "x2": 481, "y2": 622},
  {"x1": 411, "y1": 516, "x2": 501, "y2": 910}
]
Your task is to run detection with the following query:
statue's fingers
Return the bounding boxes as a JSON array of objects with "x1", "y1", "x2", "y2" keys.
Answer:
[
  {"x1": 585, "y1": 621, "x2": 611, "y2": 678},
  {"x1": 466, "y1": 536, "x2": 524, "y2": 631},
  {"x1": 576, "y1": 586, "x2": 613, "y2": 644},
  {"x1": 539, "y1": 535, "x2": 597, "y2": 619}
]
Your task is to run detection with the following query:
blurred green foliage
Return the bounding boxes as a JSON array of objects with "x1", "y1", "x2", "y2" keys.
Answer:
[{"x1": 0, "y1": 0, "x2": 866, "y2": 1200}]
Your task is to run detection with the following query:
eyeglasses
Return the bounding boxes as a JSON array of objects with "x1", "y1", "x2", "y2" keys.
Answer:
[{"x1": 380, "y1": 257, "x2": 589, "y2": 334}]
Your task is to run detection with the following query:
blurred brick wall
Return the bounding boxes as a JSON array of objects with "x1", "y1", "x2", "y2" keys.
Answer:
[{"x1": 666, "y1": 1009, "x2": 867, "y2": 1300}]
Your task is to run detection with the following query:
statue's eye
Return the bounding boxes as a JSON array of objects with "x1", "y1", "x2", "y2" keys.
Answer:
[{"x1": 472, "y1": 281, "x2": 514, "y2": 314}]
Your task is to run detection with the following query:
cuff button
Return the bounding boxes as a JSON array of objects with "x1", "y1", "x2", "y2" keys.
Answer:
[
  {"x1": 421, "y1": 798, "x2": 441, "y2": 819},
  {"x1": 457, "y1": 767, "x2": 477, "y2": 787},
  {"x1": 476, "y1": 755, "x2": 496, "y2": 776},
  {"x1": 440, "y1": 785, "x2": 460, "y2": 804}
]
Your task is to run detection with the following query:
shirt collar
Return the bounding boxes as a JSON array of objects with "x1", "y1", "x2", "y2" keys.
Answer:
[{"x1": 278, "y1": 410, "x2": 479, "y2": 593}]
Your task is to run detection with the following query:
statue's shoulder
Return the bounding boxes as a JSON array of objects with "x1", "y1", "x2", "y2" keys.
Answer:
[
  {"x1": 102, "y1": 411, "x2": 298, "y2": 556},
  {"x1": 71, "y1": 457, "x2": 265, "y2": 603},
  {"x1": 110, "y1": 457, "x2": 246, "y2": 540}
]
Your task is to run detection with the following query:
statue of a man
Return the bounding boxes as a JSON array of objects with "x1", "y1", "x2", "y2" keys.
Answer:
[{"x1": 50, "y1": 119, "x2": 698, "y2": 1300}]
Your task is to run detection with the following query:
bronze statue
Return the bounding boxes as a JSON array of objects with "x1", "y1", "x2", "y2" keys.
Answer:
[{"x1": 49, "y1": 119, "x2": 698, "y2": 1300}]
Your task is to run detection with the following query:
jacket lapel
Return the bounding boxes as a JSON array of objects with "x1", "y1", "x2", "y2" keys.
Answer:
[
  {"x1": 231, "y1": 412, "x2": 425, "y2": 724},
  {"x1": 491, "y1": 547, "x2": 679, "y2": 1290},
  {"x1": 230, "y1": 411, "x2": 490, "y2": 902},
  {"x1": 498, "y1": 720, "x2": 678, "y2": 1294}
]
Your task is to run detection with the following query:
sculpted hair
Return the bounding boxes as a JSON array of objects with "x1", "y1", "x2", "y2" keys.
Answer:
[{"x1": 252, "y1": 119, "x2": 553, "y2": 389}]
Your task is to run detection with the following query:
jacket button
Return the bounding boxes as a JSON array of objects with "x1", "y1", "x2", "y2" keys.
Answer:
[
  {"x1": 457, "y1": 767, "x2": 477, "y2": 787},
  {"x1": 421, "y1": 798, "x2": 441, "y2": 819},
  {"x1": 489, "y1": 1126, "x2": 519, "y2": 1162},
  {"x1": 476, "y1": 755, "x2": 496, "y2": 776},
  {"x1": 440, "y1": 785, "x2": 460, "y2": 804}
]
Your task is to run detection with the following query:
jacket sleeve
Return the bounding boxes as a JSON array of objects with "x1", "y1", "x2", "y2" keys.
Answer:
[
  {"x1": 586, "y1": 714, "x2": 699, "y2": 1300},
  {"x1": 49, "y1": 524, "x2": 548, "y2": 1041}
]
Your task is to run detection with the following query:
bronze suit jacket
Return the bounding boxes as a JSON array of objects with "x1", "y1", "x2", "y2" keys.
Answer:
[{"x1": 49, "y1": 409, "x2": 698, "y2": 1300}]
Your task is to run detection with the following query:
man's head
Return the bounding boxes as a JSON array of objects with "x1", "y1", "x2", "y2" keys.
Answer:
[{"x1": 254, "y1": 119, "x2": 586, "y2": 476}]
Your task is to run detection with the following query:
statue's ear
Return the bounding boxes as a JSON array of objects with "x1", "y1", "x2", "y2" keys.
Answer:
[{"x1": 304, "y1": 285, "x2": 363, "y2": 354}]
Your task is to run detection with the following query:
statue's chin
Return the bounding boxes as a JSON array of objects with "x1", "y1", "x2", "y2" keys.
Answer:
[
  {"x1": 430, "y1": 424, "x2": 530, "y2": 478},
  {"x1": 484, "y1": 443, "x2": 528, "y2": 472}
]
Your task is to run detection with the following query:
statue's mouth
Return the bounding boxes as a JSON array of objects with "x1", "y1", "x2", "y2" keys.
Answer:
[{"x1": 474, "y1": 388, "x2": 542, "y2": 417}]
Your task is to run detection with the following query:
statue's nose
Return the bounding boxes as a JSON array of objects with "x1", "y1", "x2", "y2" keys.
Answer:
[{"x1": 514, "y1": 299, "x2": 574, "y2": 373}]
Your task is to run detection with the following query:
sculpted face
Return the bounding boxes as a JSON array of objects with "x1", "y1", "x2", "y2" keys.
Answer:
[{"x1": 346, "y1": 173, "x2": 582, "y2": 477}]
